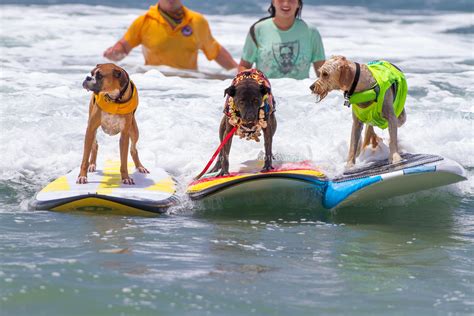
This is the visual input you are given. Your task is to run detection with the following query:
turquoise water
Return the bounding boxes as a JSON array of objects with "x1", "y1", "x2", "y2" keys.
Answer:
[
  {"x1": 1, "y1": 193, "x2": 473, "y2": 315},
  {"x1": 1, "y1": 2, "x2": 473, "y2": 315}
]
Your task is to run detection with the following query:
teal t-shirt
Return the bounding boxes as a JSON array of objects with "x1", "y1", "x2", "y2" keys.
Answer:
[{"x1": 241, "y1": 18, "x2": 325, "y2": 79}]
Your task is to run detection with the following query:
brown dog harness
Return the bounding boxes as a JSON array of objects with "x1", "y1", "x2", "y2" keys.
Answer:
[{"x1": 224, "y1": 69, "x2": 275, "y2": 142}]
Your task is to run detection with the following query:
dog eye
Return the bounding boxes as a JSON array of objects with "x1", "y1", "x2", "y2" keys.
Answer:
[
  {"x1": 96, "y1": 72, "x2": 102, "y2": 80},
  {"x1": 322, "y1": 71, "x2": 329, "y2": 78}
]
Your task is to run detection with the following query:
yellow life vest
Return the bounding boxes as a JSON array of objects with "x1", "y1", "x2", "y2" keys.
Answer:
[
  {"x1": 94, "y1": 82, "x2": 139, "y2": 115},
  {"x1": 350, "y1": 61, "x2": 407, "y2": 129}
]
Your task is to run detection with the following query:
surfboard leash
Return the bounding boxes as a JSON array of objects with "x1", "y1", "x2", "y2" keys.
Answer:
[{"x1": 195, "y1": 125, "x2": 238, "y2": 180}]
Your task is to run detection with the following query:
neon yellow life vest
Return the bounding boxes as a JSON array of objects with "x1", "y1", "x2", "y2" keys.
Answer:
[
  {"x1": 350, "y1": 61, "x2": 407, "y2": 129},
  {"x1": 94, "y1": 82, "x2": 139, "y2": 115}
]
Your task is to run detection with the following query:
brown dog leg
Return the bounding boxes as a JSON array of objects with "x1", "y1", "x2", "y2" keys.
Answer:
[
  {"x1": 119, "y1": 116, "x2": 134, "y2": 185},
  {"x1": 88, "y1": 136, "x2": 98, "y2": 172},
  {"x1": 361, "y1": 125, "x2": 380, "y2": 150},
  {"x1": 78, "y1": 107, "x2": 101, "y2": 184},
  {"x1": 209, "y1": 116, "x2": 227, "y2": 173},
  {"x1": 397, "y1": 108, "x2": 407, "y2": 128},
  {"x1": 346, "y1": 113, "x2": 364, "y2": 168},
  {"x1": 129, "y1": 116, "x2": 149, "y2": 174},
  {"x1": 262, "y1": 114, "x2": 277, "y2": 172},
  {"x1": 218, "y1": 122, "x2": 234, "y2": 176},
  {"x1": 387, "y1": 116, "x2": 402, "y2": 164},
  {"x1": 382, "y1": 88, "x2": 402, "y2": 164}
]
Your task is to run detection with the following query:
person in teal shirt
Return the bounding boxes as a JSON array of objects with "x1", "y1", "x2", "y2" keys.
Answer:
[{"x1": 238, "y1": 0, "x2": 325, "y2": 79}]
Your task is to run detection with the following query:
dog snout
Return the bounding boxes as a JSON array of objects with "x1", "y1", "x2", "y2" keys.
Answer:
[
  {"x1": 244, "y1": 113, "x2": 257, "y2": 121},
  {"x1": 309, "y1": 83, "x2": 316, "y2": 92},
  {"x1": 243, "y1": 111, "x2": 258, "y2": 122},
  {"x1": 82, "y1": 78, "x2": 91, "y2": 88},
  {"x1": 83, "y1": 76, "x2": 97, "y2": 91}
]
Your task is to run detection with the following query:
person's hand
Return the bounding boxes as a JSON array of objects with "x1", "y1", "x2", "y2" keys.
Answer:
[{"x1": 103, "y1": 40, "x2": 128, "y2": 62}]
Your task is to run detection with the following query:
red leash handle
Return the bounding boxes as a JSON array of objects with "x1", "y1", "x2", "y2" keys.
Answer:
[{"x1": 195, "y1": 125, "x2": 238, "y2": 180}]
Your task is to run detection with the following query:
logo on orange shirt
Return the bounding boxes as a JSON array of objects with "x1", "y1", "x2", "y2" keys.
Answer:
[{"x1": 182, "y1": 25, "x2": 193, "y2": 36}]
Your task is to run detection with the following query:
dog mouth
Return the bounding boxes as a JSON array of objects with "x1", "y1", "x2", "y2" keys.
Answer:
[
  {"x1": 83, "y1": 80, "x2": 100, "y2": 93},
  {"x1": 313, "y1": 91, "x2": 328, "y2": 103},
  {"x1": 82, "y1": 81, "x2": 91, "y2": 91},
  {"x1": 310, "y1": 83, "x2": 328, "y2": 103},
  {"x1": 240, "y1": 120, "x2": 259, "y2": 127}
]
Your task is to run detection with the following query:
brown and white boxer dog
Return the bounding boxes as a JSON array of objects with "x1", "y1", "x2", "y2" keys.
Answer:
[
  {"x1": 78, "y1": 63, "x2": 148, "y2": 184},
  {"x1": 210, "y1": 69, "x2": 277, "y2": 176}
]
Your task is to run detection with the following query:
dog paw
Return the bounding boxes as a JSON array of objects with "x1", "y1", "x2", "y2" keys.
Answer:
[
  {"x1": 345, "y1": 161, "x2": 355, "y2": 170},
  {"x1": 88, "y1": 164, "x2": 96, "y2": 172},
  {"x1": 122, "y1": 177, "x2": 135, "y2": 185},
  {"x1": 261, "y1": 165, "x2": 274, "y2": 172},
  {"x1": 390, "y1": 153, "x2": 402, "y2": 164},
  {"x1": 217, "y1": 170, "x2": 229, "y2": 177},
  {"x1": 137, "y1": 166, "x2": 150, "y2": 174},
  {"x1": 76, "y1": 176, "x2": 88, "y2": 184}
]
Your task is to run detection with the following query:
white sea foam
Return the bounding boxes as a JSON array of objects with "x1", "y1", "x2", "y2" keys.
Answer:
[{"x1": 0, "y1": 5, "x2": 472, "y2": 200}]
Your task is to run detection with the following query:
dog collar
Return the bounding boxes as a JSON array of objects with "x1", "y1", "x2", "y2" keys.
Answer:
[
  {"x1": 95, "y1": 81, "x2": 139, "y2": 115},
  {"x1": 113, "y1": 71, "x2": 132, "y2": 103},
  {"x1": 343, "y1": 62, "x2": 361, "y2": 107}
]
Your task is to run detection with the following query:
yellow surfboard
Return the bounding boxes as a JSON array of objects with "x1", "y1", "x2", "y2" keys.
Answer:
[{"x1": 32, "y1": 160, "x2": 178, "y2": 216}]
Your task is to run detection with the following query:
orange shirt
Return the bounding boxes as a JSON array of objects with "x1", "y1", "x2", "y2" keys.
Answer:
[{"x1": 124, "y1": 5, "x2": 221, "y2": 70}]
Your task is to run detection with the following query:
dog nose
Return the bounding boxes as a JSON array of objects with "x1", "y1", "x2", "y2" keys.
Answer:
[
  {"x1": 309, "y1": 83, "x2": 315, "y2": 91},
  {"x1": 245, "y1": 113, "x2": 257, "y2": 121},
  {"x1": 85, "y1": 76, "x2": 92, "y2": 81}
]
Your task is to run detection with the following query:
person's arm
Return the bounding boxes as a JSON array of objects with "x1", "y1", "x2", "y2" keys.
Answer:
[
  {"x1": 197, "y1": 17, "x2": 236, "y2": 71},
  {"x1": 313, "y1": 60, "x2": 325, "y2": 77},
  {"x1": 214, "y1": 46, "x2": 238, "y2": 70},
  {"x1": 103, "y1": 15, "x2": 145, "y2": 62},
  {"x1": 310, "y1": 26, "x2": 326, "y2": 77},
  {"x1": 238, "y1": 59, "x2": 253, "y2": 73},
  {"x1": 103, "y1": 38, "x2": 132, "y2": 62}
]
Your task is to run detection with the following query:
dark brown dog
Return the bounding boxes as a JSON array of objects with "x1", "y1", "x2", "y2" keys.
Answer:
[
  {"x1": 210, "y1": 70, "x2": 277, "y2": 176},
  {"x1": 78, "y1": 63, "x2": 148, "y2": 184}
]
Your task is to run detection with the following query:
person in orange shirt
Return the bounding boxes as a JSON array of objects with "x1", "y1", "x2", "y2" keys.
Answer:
[{"x1": 104, "y1": 0, "x2": 237, "y2": 70}]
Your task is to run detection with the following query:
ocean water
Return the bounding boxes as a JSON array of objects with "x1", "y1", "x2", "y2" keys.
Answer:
[{"x1": 1, "y1": 2, "x2": 473, "y2": 315}]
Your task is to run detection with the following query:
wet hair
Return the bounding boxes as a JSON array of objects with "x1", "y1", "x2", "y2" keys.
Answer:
[{"x1": 250, "y1": 1, "x2": 303, "y2": 47}]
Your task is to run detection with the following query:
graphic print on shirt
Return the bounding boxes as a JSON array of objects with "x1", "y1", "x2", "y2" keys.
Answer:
[{"x1": 272, "y1": 41, "x2": 300, "y2": 74}]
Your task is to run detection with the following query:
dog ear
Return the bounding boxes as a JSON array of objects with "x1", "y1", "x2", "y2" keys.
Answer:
[
  {"x1": 91, "y1": 64, "x2": 100, "y2": 75},
  {"x1": 116, "y1": 69, "x2": 129, "y2": 88},
  {"x1": 113, "y1": 69, "x2": 122, "y2": 78},
  {"x1": 224, "y1": 85, "x2": 236, "y2": 97},
  {"x1": 259, "y1": 84, "x2": 271, "y2": 96},
  {"x1": 338, "y1": 64, "x2": 353, "y2": 91}
]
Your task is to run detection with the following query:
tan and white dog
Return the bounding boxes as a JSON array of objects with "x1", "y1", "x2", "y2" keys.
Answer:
[
  {"x1": 310, "y1": 56, "x2": 408, "y2": 168},
  {"x1": 78, "y1": 63, "x2": 148, "y2": 184}
]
